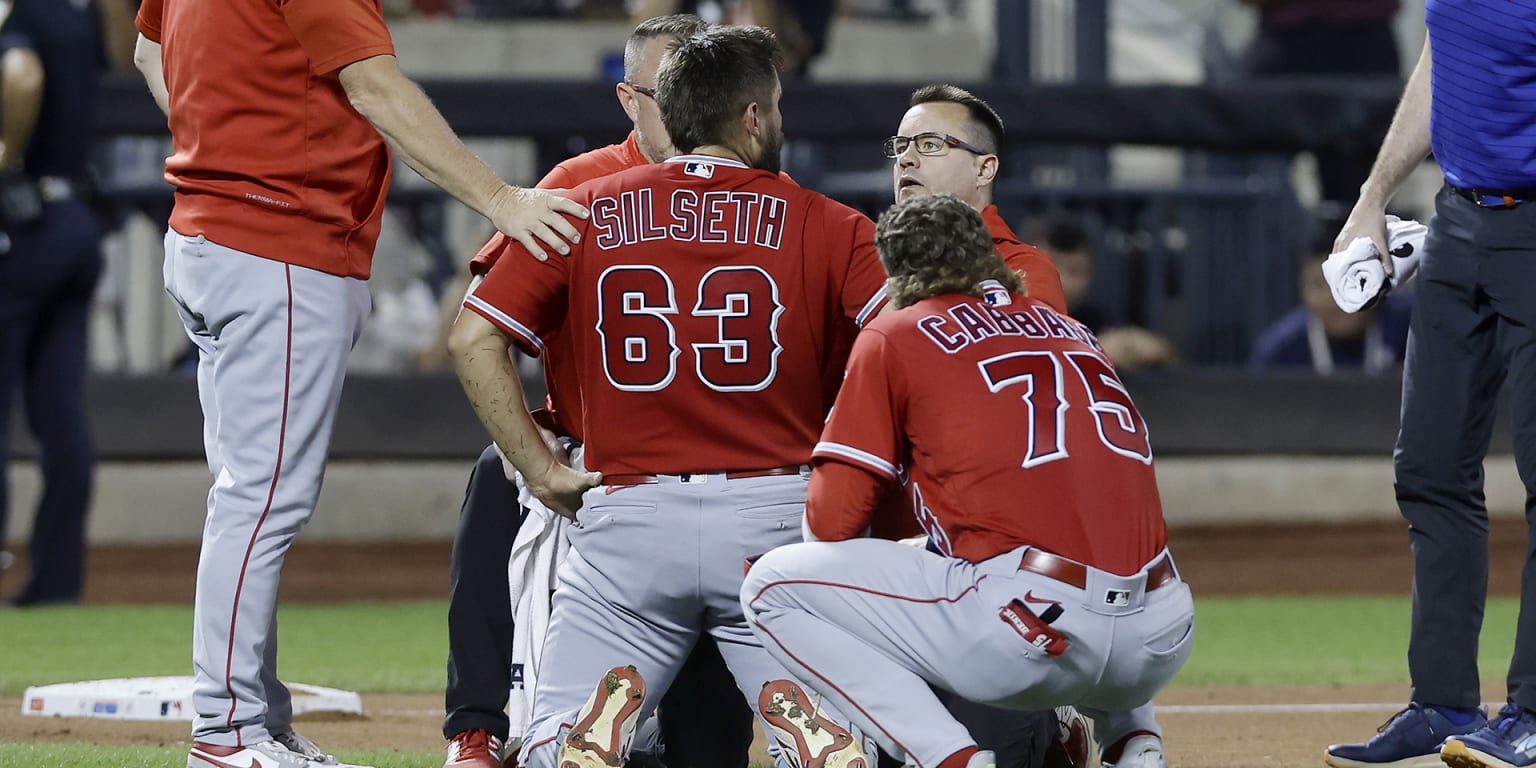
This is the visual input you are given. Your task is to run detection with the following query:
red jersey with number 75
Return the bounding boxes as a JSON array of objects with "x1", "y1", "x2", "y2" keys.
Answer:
[
  {"x1": 813, "y1": 291, "x2": 1166, "y2": 574},
  {"x1": 466, "y1": 154, "x2": 889, "y2": 476}
]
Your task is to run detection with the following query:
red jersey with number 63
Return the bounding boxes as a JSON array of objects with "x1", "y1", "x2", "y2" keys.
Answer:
[
  {"x1": 814, "y1": 291, "x2": 1166, "y2": 574},
  {"x1": 467, "y1": 154, "x2": 889, "y2": 476}
]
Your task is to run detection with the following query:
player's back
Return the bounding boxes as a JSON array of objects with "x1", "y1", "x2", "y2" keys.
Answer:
[
  {"x1": 567, "y1": 155, "x2": 887, "y2": 476},
  {"x1": 875, "y1": 291, "x2": 1166, "y2": 575}
]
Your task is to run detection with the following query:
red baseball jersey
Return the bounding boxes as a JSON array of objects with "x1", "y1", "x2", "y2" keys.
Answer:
[
  {"x1": 136, "y1": 0, "x2": 395, "y2": 278},
  {"x1": 983, "y1": 205, "x2": 1068, "y2": 314},
  {"x1": 466, "y1": 132, "x2": 651, "y2": 440},
  {"x1": 813, "y1": 292, "x2": 1167, "y2": 574},
  {"x1": 467, "y1": 155, "x2": 889, "y2": 476}
]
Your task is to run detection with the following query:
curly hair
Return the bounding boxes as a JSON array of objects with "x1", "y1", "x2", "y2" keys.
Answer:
[{"x1": 877, "y1": 194, "x2": 1025, "y2": 309}]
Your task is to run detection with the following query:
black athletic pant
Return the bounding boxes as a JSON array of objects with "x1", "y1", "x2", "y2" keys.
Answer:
[
  {"x1": 1400, "y1": 186, "x2": 1536, "y2": 711},
  {"x1": 0, "y1": 198, "x2": 101, "y2": 604},
  {"x1": 443, "y1": 445, "x2": 754, "y2": 768}
]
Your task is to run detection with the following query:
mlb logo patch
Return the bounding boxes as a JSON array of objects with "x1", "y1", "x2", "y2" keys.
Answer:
[
  {"x1": 28, "y1": 698, "x2": 42, "y2": 712},
  {"x1": 980, "y1": 279, "x2": 1013, "y2": 307},
  {"x1": 684, "y1": 161, "x2": 715, "y2": 179},
  {"x1": 1104, "y1": 589, "x2": 1131, "y2": 607},
  {"x1": 160, "y1": 701, "x2": 182, "y2": 716}
]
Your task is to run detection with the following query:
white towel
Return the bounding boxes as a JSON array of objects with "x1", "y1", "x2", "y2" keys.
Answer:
[
  {"x1": 505, "y1": 447, "x2": 579, "y2": 753},
  {"x1": 1321, "y1": 216, "x2": 1429, "y2": 313}
]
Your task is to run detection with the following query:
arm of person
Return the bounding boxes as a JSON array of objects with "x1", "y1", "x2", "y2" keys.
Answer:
[
  {"x1": 1337, "y1": 38, "x2": 1434, "y2": 273},
  {"x1": 0, "y1": 46, "x2": 43, "y2": 171},
  {"x1": 132, "y1": 34, "x2": 169, "y2": 117},
  {"x1": 448, "y1": 311, "x2": 598, "y2": 519},
  {"x1": 804, "y1": 461, "x2": 889, "y2": 541},
  {"x1": 336, "y1": 54, "x2": 587, "y2": 261},
  {"x1": 98, "y1": 0, "x2": 139, "y2": 72}
]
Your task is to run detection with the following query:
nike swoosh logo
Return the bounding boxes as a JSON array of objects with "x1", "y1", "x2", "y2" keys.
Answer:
[
  {"x1": 1517, "y1": 732, "x2": 1536, "y2": 754},
  {"x1": 1023, "y1": 591, "x2": 1060, "y2": 607},
  {"x1": 189, "y1": 747, "x2": 259, "y2": 768}
]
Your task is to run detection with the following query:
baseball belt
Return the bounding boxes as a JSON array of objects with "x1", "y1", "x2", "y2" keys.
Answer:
[
  {"x1": 1018, "y1": 548, "x2": 1178, "y2": 593},
  {"x1": 603, "y1": 465, "x2": 805, "y2": 489}
]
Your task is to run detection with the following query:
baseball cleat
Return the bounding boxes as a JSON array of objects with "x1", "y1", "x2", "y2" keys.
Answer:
[
  {"x1": 188, "y1": 739, "x2": 315, "y2": 768},
  {"x1": 558, "y1": 665, "x2": 647, "y2": 768},
  {"x1": 443, "y1": 728, "x2": 507, "y2": 768},
  {"x1": 1042, "y1": 705, "x2": 1093, "y2": 768},
  {"x1": 1325, "y1": 702, "x2": 1487, "y2": 768},
  {"x1": 1099, "y1": 733, "x2": 1165, "y2": 768},
  {"x1": 1441, "y1": 703, "x2": 1536, "y2": 768},
  {"x1": 758, "y1": 679, "x2": 868, "y2": 768}
]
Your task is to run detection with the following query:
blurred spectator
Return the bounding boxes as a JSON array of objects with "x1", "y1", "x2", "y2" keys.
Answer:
[
  {"x1": 1035, "y1": 213, "x2": 1177, "y2": 371},
  {"x1": 1038, "y1": 214, "x2": 1105, "y2": 329},
  {"x1": 0, "y1": 0, "x2": 135, "y2": 606},
  {"x1": 1248, "y1": 237, "x2": 1410, "y2": 375},
  {"x1": 1240, "y1": 0, "x2": 1400, "y2": 220},
  {"x1": 630, "y1": 0, "x2": 832, "y2": 75}
]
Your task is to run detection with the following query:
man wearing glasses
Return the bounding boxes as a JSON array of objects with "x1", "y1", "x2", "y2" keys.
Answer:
[
  {"x1": 886, "y1": 85, "x2": 1067, "y2": 314},
  {"x1": 440, "y1": 15, "x2": 758, "y2": 768}
]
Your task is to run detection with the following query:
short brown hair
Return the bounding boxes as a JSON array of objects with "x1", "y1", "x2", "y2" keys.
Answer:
[
  {"x1": 623, "y1": 14, "x2": 710, "y2": 81},
  {"x1": 657, "y1": 26, "x2": 782, "y2": 155},
  {"x1": 909, "y1": 84, "x2": 1005, "y2": 155},
  {"x1": 877, "y1": 193, "x2": 1024, "y2": 309}
]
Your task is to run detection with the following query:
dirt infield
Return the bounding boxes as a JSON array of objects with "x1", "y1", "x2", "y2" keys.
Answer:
[{"x1": 4, "y1": 518, "x2": 1531, "y2": 767}]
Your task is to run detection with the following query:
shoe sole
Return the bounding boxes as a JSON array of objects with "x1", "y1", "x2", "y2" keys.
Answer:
[
  {"x1": 1323, "y1": 751, "x2": 1452, "y2": 768},
  {"x1": 1442, "y1": 738, "x2": 1520, "y2": 768},
  {"x1": 758, "y1": 680, "x2": 868, "y2": 768},
  {"x1": 558, "y1": 666, "x2": 646, "y2": 768}
]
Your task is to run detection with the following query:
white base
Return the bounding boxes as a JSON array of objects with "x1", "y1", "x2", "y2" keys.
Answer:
[{"x1": 20, "y1": 676, "x2": 364, "y2": 721}]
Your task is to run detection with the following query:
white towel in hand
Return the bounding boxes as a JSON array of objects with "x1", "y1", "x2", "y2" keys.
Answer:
[
  {"x1": 1321, "y1": 215, "x2": 1428, "y2": 313},
  {"x1": 505, "y1": 448, "x2": 578, "y2": 753}
]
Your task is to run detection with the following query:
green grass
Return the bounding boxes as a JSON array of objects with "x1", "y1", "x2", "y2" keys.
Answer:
[
  {"x1": 0, "y1": 595, "x2": 1527, "y2": 766},
  {"x1": 3, "y1": 596, "x2": 1526, "y2": 695},
  {"x1": 0, "y1": 742, "x2": 435, "y2": 767},
  {"x1": 0, "y1": 601, "x2": 447, "y2": 696},
  {"x1": 1175, "y1": 595, "x2": 1516, "y2": 687}
]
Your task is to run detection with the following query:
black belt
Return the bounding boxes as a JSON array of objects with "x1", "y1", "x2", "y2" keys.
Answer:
[{"x1": 1450, "y1": 185, "x2": 1536, "y2": 209}]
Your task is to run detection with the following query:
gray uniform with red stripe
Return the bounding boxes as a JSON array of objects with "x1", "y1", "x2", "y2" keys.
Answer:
[
  {"x1": 463, "y1": 155, "x2": 889, "y2": 768},
  {"x1": 741, "y1": 291, "x2": 1195, "y2": 768}
]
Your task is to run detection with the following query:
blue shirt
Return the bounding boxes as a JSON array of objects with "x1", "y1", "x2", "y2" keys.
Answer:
[
  {"x1": 0, "y1": 0, "x2": 103, "y2": 180},
  {"x1": 1426, "y1": 0, "x2": 1536, "y2": 190}
]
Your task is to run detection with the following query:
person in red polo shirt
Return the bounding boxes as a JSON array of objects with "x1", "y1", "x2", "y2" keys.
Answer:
[
  {"x1": 743, "y1": 194, "x2": 1195, "y2": 768},
  {"x1": 130, "y1": 2, "x2": 586, "y2": 766}
]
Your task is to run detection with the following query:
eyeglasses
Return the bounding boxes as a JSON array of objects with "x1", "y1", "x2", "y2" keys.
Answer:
[
  {"x1": 882, "y1": 132, "x2": 990, "y2": 159},
  {"x1": 623, "y1": 81, "x2": 657, "y2": 99}
]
